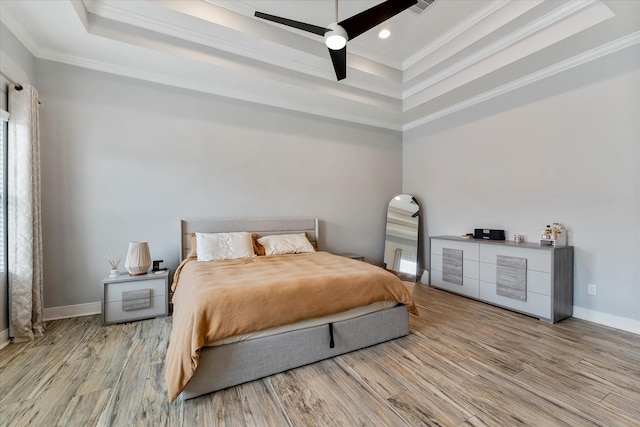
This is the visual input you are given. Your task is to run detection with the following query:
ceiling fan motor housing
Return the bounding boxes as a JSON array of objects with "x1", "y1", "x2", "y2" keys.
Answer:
[{"x1": 324, "y1": 23, "x2": 348, "y2": 50}]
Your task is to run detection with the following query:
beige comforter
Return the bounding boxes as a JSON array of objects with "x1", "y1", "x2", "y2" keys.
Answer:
[{"x1": 165, "y1": 251, "x2": 418, "y2": 401}]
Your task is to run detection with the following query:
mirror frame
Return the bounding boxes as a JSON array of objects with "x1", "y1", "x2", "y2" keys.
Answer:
[{"x1": 383, "y1": 194, "x2": 420, "y2": 281}]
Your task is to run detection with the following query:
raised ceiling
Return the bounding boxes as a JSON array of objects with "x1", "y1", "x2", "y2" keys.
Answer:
[{"x1": 1, "y1": 0, "x2": 639, "y2": 130}]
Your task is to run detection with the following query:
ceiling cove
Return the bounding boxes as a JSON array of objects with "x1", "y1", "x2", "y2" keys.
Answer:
[{"x1": 1, "y1": 0, "x2": 638, "y2": 131}]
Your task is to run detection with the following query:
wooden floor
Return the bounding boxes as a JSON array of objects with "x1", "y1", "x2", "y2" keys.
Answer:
[{"x1": 1, "y1": 283, "x2": 639, "y2": 427}]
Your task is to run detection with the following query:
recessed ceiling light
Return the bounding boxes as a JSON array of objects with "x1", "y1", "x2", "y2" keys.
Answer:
[{"x1": 378, "y1": 29, "x2": 391, "y2": 39}]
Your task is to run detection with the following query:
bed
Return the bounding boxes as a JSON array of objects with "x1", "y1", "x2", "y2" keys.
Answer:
[{"x1": 166, "y1": 218, "x2": 417, "y2": 401}]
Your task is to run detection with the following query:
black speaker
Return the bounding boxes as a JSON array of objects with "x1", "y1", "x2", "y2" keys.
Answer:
[{"x1": 473, "y1": 229, "x2": 505, "y2": 240}]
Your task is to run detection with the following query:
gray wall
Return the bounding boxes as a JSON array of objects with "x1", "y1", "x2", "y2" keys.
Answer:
[
  {"x1": 2, "y1": 20, "x2": 638, "y2": 328},
  {"x1": 1, "y1": 22, "x2": 36, "y2": 333},
  {"x1": 404, "y1": 47, "x2": 640, "y2": 322},
  {"x1": 0, "y1": 22, "x2": 35, "y2": 109},
  {"x1": 35, "y1": 60, "x2": 402, "y2": 308}
]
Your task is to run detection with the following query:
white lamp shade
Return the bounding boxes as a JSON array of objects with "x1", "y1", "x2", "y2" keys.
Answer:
[{"x1": 125, "y1": 241, "x2": 151, "y2": 275}]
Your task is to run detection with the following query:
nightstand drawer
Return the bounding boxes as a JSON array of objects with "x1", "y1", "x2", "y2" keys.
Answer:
[
  {"x1": 104, "y1": 295, "x2": 166, "y2": 324},
  {"x1": 104, "y1": 278, "x2": 166, "y2": 303}
]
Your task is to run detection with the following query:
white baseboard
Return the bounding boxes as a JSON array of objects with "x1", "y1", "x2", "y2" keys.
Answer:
[
  {"x1": 0, "y1": 302, "x2": 101, "y2": 349},
  {"x1": 0, "y1": 328, "x2": 9, "y2": 350},
  {"x1": 19, "y1": 302, "x2": 640, "y2": 339},
  {"x1": 43, "y1": 302, "x2": 102, "y2": 321},
  {"x1": 573, "y1": 306, "x2": 640, "y2": 335}
]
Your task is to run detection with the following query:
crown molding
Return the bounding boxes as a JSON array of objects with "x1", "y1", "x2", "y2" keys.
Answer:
[
  {"x1": 85, "y1": 1, "x2": 328, "y2": 77},
  {"x1": 35, "y1": 47, "x2": 402, "y2": 131},
  {"x1": 0, "y1": 8, "x2": 43, "y2": 58},
  {"x1": 402, "y1": 0, "x2": 510, "y2": 71},
  {"x1": 403, "y1": 31, "x2": 640, "y2": 130},
  {"x1": 402, "y1": 0, "x2": 545, "y2": 83},
  {"x1": 3, "y1": 0, "x2": 636, "y2": 135},
  {"x1": 84, "y1": 0, "x2": 402, "y2": 98},
  {"x1": 403, "y1": 0, "x2": 602, "y2": 101}
]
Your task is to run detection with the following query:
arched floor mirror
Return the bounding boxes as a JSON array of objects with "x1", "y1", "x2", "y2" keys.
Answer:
[{"x1": 383, "y1": 194, "x2": 420, "y2": 281}]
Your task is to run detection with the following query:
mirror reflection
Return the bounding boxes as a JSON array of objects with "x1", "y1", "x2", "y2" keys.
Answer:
[{"x1": 383, "y1": 194, "x2": 420, "y2": 280}]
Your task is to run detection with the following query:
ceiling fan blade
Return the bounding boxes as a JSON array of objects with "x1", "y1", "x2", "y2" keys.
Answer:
[
  {"x1": 255, "y1": 11, "x2": 329, "y2": 36},
  {"x1": 338, "y1": 0, "x2": 417, "y2": 40},
  {"x1": 328, "y1": 46, "x2": 347, "y2": 81}
]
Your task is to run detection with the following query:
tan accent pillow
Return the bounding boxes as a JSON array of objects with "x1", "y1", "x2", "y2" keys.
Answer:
[
  {"x1": 186, "y1": 233, "x2": 197, "y2": 259},
  {"x1": 257, "y1": 233, "x2": 316, "y2": 256},
  {"x1": 252, "y1": 233, "x2": 266, "y2": 256}
]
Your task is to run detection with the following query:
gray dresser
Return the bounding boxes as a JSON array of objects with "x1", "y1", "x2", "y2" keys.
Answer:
[{"x1": 430, "y1": 236, "x2": 573, "y2": 323}]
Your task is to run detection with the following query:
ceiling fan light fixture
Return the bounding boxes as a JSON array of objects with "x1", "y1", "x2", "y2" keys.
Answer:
[{"x1": 324, "y1": 23, "x2": 348, "y2": 50}]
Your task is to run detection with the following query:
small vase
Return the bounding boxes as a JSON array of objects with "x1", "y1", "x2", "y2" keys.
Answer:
[{"x1": 109, "y1": 268, "x2": 120, "y2": 277}]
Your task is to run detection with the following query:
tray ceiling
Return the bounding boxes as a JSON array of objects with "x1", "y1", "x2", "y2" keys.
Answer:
[{"x1": 1, "y1": 0, "x2": 639, "y2": 130}]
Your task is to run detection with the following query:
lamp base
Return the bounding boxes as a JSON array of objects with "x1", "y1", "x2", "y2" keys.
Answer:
[{"x1": 125, "y1": 241, "x2": 152, "y2": 277}]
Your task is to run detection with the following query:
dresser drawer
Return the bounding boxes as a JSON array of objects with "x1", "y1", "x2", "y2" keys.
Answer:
[
  {"x1": 431, "y1": 269, "x2": 479, "y2": 298},
  {"x1": 431, "y1": 255, "x2": 479, "y2": 280},
  {"x1": 479, "y1": 263, "x2": 551, "y2": 296},
  {"x1": 430, "y1": 239, "x2": 479, "y2": 261},
  {"x1": 479, "y1": 281, "x2": 551, "y2": 319},
  {"x1": 479, "y1": 245, "x2": 552, "y2": 273}
]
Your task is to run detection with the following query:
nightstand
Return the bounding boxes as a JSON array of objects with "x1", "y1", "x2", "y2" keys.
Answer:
[
  {"x1": 338, "y1": 252, "x2": 365, "y2": 261},
  {"x1": 102, "y1": 271, "x2": 169, "y2": 325}
]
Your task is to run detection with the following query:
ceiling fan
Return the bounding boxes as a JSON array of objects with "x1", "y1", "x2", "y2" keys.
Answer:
[{"x1": 255, "y1": 0, "x2": 417, "y2": 81}]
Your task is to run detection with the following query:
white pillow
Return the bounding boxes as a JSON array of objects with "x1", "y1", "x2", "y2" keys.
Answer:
[
  {"x1": 196, "y1": 232, "x2": 256, "y2": 261},
  {"x1": 257, "y1": 233, "x2": 315, "y2": 256}
]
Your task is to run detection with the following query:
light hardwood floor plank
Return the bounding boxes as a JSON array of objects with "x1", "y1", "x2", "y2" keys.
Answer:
[
  {"x1": 56, "y1": 389, "x2": 111, "y2": 427},
  {"x1": 237, "y1": 378, "x2": 293, "y2": 427},
  {"x1": 1, "y1": 284, "x2": 639, "y2": 427},
  {"x1": 601, "y1": 392, "x2": 640, "y2": 420},
  {"x1": 462, "y1": 357, "x2": 638, "y2": 427}
]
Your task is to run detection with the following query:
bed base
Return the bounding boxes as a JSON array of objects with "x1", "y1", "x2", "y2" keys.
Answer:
[{"x1": 180, "y1": 304, "x2": 409, "y2": 400}]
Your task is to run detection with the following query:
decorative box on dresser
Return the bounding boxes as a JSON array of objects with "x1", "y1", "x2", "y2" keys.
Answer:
[
  {"x1": 430, "y1": 236, "x2": 573, "y2": 323},
  {"x1": 102, "y1": 271, "x2": 169, "y2": 325}
]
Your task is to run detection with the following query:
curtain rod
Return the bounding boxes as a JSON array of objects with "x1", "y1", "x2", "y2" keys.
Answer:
[{"x1": 0, "y1": 70, "x2": 24, "y2": 91}]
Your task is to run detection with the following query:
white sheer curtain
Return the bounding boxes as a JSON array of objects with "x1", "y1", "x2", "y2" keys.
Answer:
[{"x1": 8, "y1": 84, "x2": 44, "y2": 342}]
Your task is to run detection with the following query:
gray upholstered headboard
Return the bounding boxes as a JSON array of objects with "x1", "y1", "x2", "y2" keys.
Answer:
[{"x1": 180, "y1": 218, "x2": 319, "y2": 261}]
